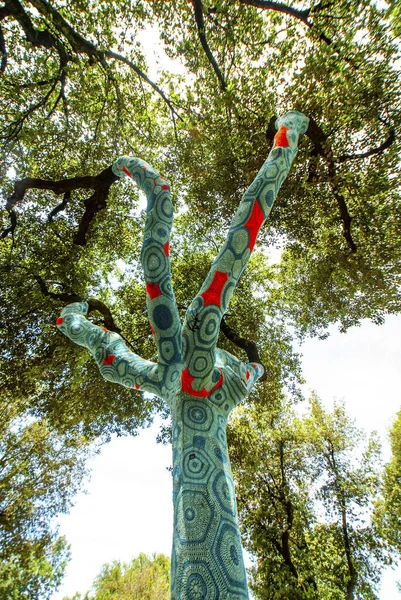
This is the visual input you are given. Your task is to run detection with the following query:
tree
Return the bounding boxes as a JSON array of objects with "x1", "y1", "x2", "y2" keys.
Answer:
[
  {"x1": 1, "y1": 0, "x2": 400, "y2": 596},
  {"x1": 55, "y1": 113, "x2": 309, "y2": 598},
  {"x1": 228, "y1": 396, "x2": 317, "y2": 599},
  {"x1": 374, "y1": 409, "x2": 401, "y2": 555},
  {"x1": 304, "y1": 396, "x2": 390, "y2": 600},
  {"x1": 0, "y1": 395, "x2": 90, "y2": 599},
  {"x1": 63, "y1": 553, "x2": 170, "y2": 600},
  {"x1": 228, "y1": 395, "x2": 393, "y2": 599}
]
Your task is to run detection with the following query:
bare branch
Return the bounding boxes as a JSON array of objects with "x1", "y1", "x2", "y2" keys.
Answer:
[
  {"x1": 306, "y1": 117, "x2": 357, "y2": 253},
  {"x1": 5, "y1": 0, "x2": 70, "y2": 60},
  {"x1": 47, "y1": 191, "x2": 70, "y2": 222},
  {"x1": 220, "y1": 316, "x2": 267, "y2": 381},
  {"x1": 33, "y1": 274, "x2": 81, "y2": 303},
  {"x1": 73, "y1": 168, "x2": 117, "y2": 246},
  {"x1": 338, "y1": 128, "x2": 395, "y2": 163},
  {"x1": 239, "y1": 0, "x2": 335, "y2": 46},
  {"x1": 6, "y1": 174, "x2": 97, "y2": 213},
  {"x1": 190, "y1": 0, "x2": 227, "y2": 91},
  {"x1": 27, "y1": 0, "x2": 108, "y2": 65},
  {"x1": 87, "y1": 298, "x2": 121, "y2": 334},
  {"x1": 0, "y1": 209, "x2": 17, "y2": 239},
  {"x1": 239, "y1": 0, "x2": 311, "y2": 26},
  {"x1": 0, "y1": 22, "x2": 7, "y2": 72},
  {"x1": 329, "y1": 185, "x2": 356, "y2": 253},
  {"x1": 0, "y1": 6, "x2": 11, "y2": 20},
  {"x1": 33, "y1": 276, "x2": 132, "y2": 341},
  {"x1": 2, "y1": 165, "x2": 118, "y2": 244}
]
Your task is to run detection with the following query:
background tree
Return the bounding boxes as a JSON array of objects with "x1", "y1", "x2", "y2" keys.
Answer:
[
  {"x1": 0, "y1": 393, "x2": 90, "y2": 599},
  {"x1": 374, "y1": 409, "x2": 401, "y2": 556},
  {"x1": 228, "y1": 395, "x2": 393, "y2": 599},
  {"x1": 63, "y1": 553, "x2": 170, "y2": 600}
]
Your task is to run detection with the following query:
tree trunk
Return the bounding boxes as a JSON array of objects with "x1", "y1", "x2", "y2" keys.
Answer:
[{"x1": 171, "y1": 392, "x2": 249, "y2": 599}]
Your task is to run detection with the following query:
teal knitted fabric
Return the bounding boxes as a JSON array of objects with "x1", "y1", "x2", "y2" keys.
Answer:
[{"x1": 56, "y1": 111, "x2": 309, "y2": 599}]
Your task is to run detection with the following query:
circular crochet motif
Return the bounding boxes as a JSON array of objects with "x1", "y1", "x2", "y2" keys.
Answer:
[
  {"x1": 180, "y1": 560, "x2": 219, "y2": 600},
  {"x1": 187, "y1": 573, "x2": 207, "y2": 599},
  {"x1": 213, "y1": 521, "x2": 248, "y2": 592},
  {"x1": 176, "y1": 489, "x2": 214, "y2": 545},
  {"x1": 182, "y1": 400, "x2": 214, "y2": 432},
  {"x1": 185, "y1": 508, "x2": 195, "y2": 521},
  {"x1": 211, "y1": 471, "x2": 236, "y2": 516},
  {"x1": 182, "y1": 448, "x2": 212, "y2": 482}
]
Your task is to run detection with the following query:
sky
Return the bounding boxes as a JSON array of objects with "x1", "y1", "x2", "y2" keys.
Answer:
[
  {"x1": 50, "y1": 20, "x2": 401, "y2": 600},
  {"x1": 51, "y1": 313, "x2": 401, "y2": 600}
]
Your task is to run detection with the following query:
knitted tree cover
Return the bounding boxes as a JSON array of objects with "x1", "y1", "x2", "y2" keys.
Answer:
[{"x1": 56, "y1": 111, "x2": 309, "y2": 599}]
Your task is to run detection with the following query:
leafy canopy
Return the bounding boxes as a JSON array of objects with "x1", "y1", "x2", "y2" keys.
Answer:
[
  {"x1": 228, "y1": 395, "x2": 393, "y2": 599},
  {"x1": 62, "y1": 553, "x2": 170, "y2": 600}
]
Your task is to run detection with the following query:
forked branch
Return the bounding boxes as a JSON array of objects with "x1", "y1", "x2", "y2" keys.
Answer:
[
  {"x1": 2, "y1": 166, "x2": 118, "y2": 244},
  {"x1": 220, "y1": 316, "x2": 267, "y2": 380},
  {"x1": 2, "y1": 0, "x2": 179, "y2": 117},
  {"x1": 34, "y1": 275, "x2": 124, "y2": 337}
]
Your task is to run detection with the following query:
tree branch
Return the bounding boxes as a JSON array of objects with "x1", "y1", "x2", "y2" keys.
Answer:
[
  {"x1": 239, "y1": 0, "x2": 336, "y2": 46},
  {"x1": 0, "y1": 6, "x2": 11, "y2": 20},
  {"x1": 220, "y1": 316, "x2": 267, "y2": 381},
  {"x1": 33, "y1": 275, "x2": 122, "y2": 336},
  {"x1": 278, "y1": 440, "x2": 298, "y2": 580},
  {"x1": 337, "y1": 128, "x2": 396, "y2": 163},
  {"x1": 306, "y1": 117, "x2": 357, "y2": 253},
  {"x1": 104, "y1": 50, "x2": 181, "y2": 119},
  {"x1": 28, "y1": 0, "x2": 102, "y2": 57},
  {"x1": 1, "y1": 72, "x2": 63, "y2": 145},
  {"x1": 5, "y1": 0, "x2": 70, "y2": 60},
  {"x1": 28, "y1": 0, "x2": 179, "y2": 116},
  {"x1": 266, "y1": 115, "x2": 357, "y2": 252},
  {"x1": 73, "y1": 167, "x2": 117, "y2": 246},
  {"x1": 33, "y1": 274, "x2": 81, "y2": 303},
  {"x1": 239, "y1": 0, "x2": 311, "y2": 26},
  {"x1": 325, "y1": 442, "x2": 357, "y2": 599},
  {"x1": 86, "y1": 298, "x2": 121, "y2": 334},
  {"x1": 2, "y1": 166, "x2": 118, "y2": 245},
  {"x1": 1, "y1": 209, "x2": 17, "y2": 239},
  {"x1": 47, "y1": 191, "x2": 70, "y2": 222},
  {"x1": 190, "y1": 0, "x2": 227, "y2": 91},
  {"x1": 3, "y1": 0, "x2": 177, "y2": 117},
  {"x1": 0, "y1": 22, "x2": 7, "y2": 72}
]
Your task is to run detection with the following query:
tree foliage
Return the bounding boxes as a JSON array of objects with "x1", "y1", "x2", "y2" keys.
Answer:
[
  {"x1": 0, "y1": 396, "x2": 90, "y2": 599},
  {"x1": 63, "y1": 553, "x2": 170, "y2": 600},
  {"x1": 374, "y1": 409, "x2": 401, "y2": 555},
  {"x1": 1, "y1": 0, "x2": 400, "y2": 347},
  {"x1": 228, "y1": 395, "x2": 393, "y2": 599},
  {"x1": 150, "y1": 0, "x2": 401, "y2": 335}
]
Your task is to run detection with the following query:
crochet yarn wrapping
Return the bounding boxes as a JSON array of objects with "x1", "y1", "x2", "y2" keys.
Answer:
[{"x1": 56, "y1": 111, "x2": 309, "y2": 599}]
